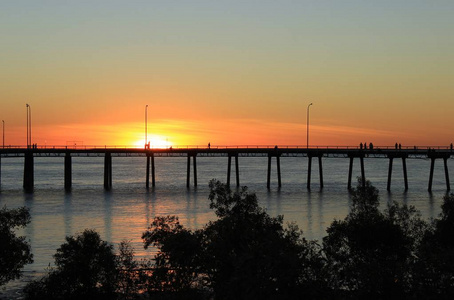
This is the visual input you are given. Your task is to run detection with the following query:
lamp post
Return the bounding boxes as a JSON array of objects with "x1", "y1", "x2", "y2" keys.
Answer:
[
  {"x1": 26, "y1": 104, "x2": 31, "y2": 148},
  {"x1": 145, "y1": 105, "x2": 148, "y2": 149},
  {"x1": 307, "y1": 103, "x2": 313, "y2": 149}
]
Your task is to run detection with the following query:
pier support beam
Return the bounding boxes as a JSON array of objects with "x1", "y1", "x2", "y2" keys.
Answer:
[
  {"x1": 307, "y1": 156, "x2": 312, "y2": 189},
  {"x1": 235, "y1": 154, "x2": 240, "y2": 187},
  {"x1": 146, "y1": 153, "x2": 156, "y2": 189},
  {"x1": 347, "y1": 154, "x2": 365, "y2": 189},
  {"x1": 444, "y1": 157, "x2": 450, "y2": 191},
  {"x1": 307, "y1": 155, "x2": 324, "y2": 189},
  {"x1": 428, "y1": 154, "x2": 451, "y2": 192},
  {"x1": 23, "y1": 151, "x2": 34, "y2": 193},
  {"x1": 104, "y1": 152, "x2": 112, "y2": 190},
  {"x1": 348, "y1": 157, "x2": 353, "y2": 189},
  {"x1": 387, "y1": 157, "x2": 393, "y2": 191},
  {"x1": 266, "y1": 154, "x2": 281, "y2": 189},
  {"x1": 64, "y1": 152, "x2": 72, "y2": 192},
  {"x1": 146, "y1": 154, "x2": 150, "y2": 188},
  {"x1": 403, "y1": 157, "x2": 408, "y2": 191},
  {"x1": 152, "y1": 153, "x2": 155, "y2": 187},
  {"x1": 360, "y1": 157, "x2": 365, "y2": 187},
  {"x1": 428, "y1": 157, "x2": 435, "y2": 192},
  {"x1": 226, "y1": 154, "x2": 240, "y2": 187},
  {"x1": 186, "y1": 153, "x2": 197, "y2": 188}
]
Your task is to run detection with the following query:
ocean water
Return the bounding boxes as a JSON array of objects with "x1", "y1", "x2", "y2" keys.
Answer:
[{"x1": 0, "y1": 155, "x2": 452, "y2": 275}]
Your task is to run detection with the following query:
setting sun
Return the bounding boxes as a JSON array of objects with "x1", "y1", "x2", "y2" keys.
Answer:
[{"x1": 134, "y1": 136, "x2": 173, "y2": 149}]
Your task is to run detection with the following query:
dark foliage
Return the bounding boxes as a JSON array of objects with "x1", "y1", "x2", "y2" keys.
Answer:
[
  {"x1": 414, "y1": 193, "x2": 454, "y2": 298},
  {"x1": 0, "y1": 206, "x2": 33, "y2": 286},
  {"x1": 142, "y1": 180, "x2": 326, "y2": 299},
  {"x1": 24, "y1": 229, "x2": 118, "y2": 300},
  {"x1": 323, "y1": 178, "x2": 427, "y2": 298}
]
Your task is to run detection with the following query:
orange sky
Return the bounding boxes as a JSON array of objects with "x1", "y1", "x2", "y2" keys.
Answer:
[{"x1": 1, "y1": 1, "x2": 453, "y2": 147}]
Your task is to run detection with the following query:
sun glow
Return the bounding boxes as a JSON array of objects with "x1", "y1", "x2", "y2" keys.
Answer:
[{"x1": 134, "y1": 136, "x2": 173, "y2": 149}]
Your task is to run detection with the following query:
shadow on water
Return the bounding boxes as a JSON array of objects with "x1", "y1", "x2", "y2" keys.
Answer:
[{"x1": 103, "y1": 190, "x2": 113, "y2": 242}]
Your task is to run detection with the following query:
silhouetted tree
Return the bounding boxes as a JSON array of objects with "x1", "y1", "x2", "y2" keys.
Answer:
[
  {"x1": 414, "y1": 193, "x2": 454, "y2": 298},
  {"x1": 0, "y1": 206, "x2": 33, "y2": 286},
  {"x1": 141, "y1": 215, "x2": 205, "y2": 298},
  {"x1": 142, "y1": 180, "x2": 326, "y2": 299},
  {"x1": 24, "y1": 229, "x2": 118, "y2": 300},
  {"x1": 323, "y1": 178, "x2": 427, "y2": 298}
]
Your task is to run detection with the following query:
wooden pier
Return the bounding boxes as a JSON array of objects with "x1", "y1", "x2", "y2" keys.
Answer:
[{"x1": 0, "y1": 146, "x2": 451, "y2": 193}]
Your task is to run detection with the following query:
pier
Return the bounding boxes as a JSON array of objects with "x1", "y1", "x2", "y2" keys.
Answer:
[{"x1": 0, "y1": 146, "x2": 452, "y2": 193}]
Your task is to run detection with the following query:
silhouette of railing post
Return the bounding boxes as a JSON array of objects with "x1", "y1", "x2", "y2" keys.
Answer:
[
  {"x1": 64, "y1": 152, "x2": 72, "y2": 191},
  {"x1": 23, "y1": 150, "x2": 34, "y2": 192},
  {"x1": 104, "y1": 152, "x2": 112, "y2": 190}
]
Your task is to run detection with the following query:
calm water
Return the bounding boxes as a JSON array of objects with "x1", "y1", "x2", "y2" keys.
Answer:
[{"x1": 0, "y1": 155, "x2": 452, "y2": 275}]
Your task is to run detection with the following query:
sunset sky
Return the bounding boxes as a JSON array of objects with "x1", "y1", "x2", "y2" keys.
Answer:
[{"x1": 1, "y1": 1, "x2": 453, "y2": 147}]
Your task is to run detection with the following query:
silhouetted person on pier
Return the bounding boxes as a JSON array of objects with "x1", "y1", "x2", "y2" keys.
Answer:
[
  {"x1": 369, "y1": 143, "x2": 373, "y2": 150},
  {"x1": 364, "y1": 143, "x2": 367, "y2": 150},
  {"x1": 360, "y1": 143, "x2": 363, "y2": 150},
  {"x1": 208, "y1": 143, "x2": 210, "y2": 149},
  {"x1": 399, "y1": 143, "x2": 402, "y2": 150},
  {"x1": 395, "y1": 143, "x2": 398, "y2": 150}
]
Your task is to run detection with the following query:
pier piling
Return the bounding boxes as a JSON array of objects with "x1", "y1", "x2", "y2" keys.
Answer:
[
  {"x1": 186, "y1": 153, "x2": 197, "y2": 187},
  {"x1": 348, "y1": 157, "x2": 354, "y2": 189},
  {"x1": 23, "y1": 151, "x2": 34, "y2": 192},
  {"x1": 64, "y1": 152, "x2": 72, "y2": 191},
  {"x1": 267, "y1": 155, "x2": 272, "y2": 189},
  {"x1": 403, "y1": 157, "x2": 409, "y2": 191},
  {"x1": 235, "y1": 154, "x2": 240, "y2": 187},
  {"x1": 104, "y1": 152, "x2": 112, "y2": 190},
  {"x1": 151, "y1": 153, "x2": 155, "y2": 187},
  {"x1": 267, "y1": 154, "x2": 281, "y2": 189},
  {"x1": 307, "y1": 156, "x2": 312, "y2": 189},
  {"x1": 307, "y1": 155, "x2": 324, "y2": 189},
  {"x1": 428, "y1": 157, "x2": 435, "y2": 192},
  {"x1": 387, "y1": 157, "x2": 393, "y2": 191},
  {"x1": 444, "y1": 157, "x2": 450, "y2": 191},
  {"x1": 146, "y1": 154, "x2": 150, "y2": 188}
]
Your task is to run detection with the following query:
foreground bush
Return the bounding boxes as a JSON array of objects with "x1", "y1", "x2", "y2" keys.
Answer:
[
  {"x1": 24, "y1": 229, "x2": 118, "y2": 300},
  {"x1": 0, "y1": 206, "x2": 33, "y2": 286},
  {"x1": 142, "y1": 179, "x2": 326, "y2": 299}
]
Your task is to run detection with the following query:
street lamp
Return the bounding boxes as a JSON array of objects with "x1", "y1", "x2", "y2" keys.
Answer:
[
  {"x1": 145, "y1": 105, "x2": 148, "y2": 149},
  {"x1": 26, "y1": 104, "x2": 31, "y2": 148},
  {"x1": 307, "y1": 103, "x2": 313, "y2": 149}
]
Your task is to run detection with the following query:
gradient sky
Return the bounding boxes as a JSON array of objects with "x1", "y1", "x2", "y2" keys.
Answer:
[{"x1": 1, "y1": 1, "x2": 453, "y2": 147}]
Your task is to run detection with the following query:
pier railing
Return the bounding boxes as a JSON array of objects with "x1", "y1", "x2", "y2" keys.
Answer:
[{"x1": 1, "y1": 144, "x2": 453, "y2": 150}]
